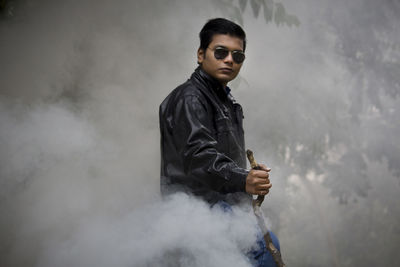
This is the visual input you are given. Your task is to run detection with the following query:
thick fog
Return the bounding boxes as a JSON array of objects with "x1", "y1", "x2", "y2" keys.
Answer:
[{"x1": 1, "y1": 0, "x2": 399, "y2": 266}]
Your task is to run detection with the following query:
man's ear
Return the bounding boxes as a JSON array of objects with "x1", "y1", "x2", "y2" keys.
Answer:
[{"x1": 197, "y1": 48, "x2": 205, "y2": 64}]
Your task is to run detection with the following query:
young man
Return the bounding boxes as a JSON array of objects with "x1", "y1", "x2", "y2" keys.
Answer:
[{"x1": 159, "y1": 18, "x2": 280, "y2": 266}]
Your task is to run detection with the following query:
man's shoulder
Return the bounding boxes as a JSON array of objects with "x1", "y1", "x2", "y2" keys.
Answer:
[
  {"x1": 173, "y1": 78, "x2": 206, "y2": 98},
  {"x1": 160, "y1": 78, "x2": 207, "y2": 109}
]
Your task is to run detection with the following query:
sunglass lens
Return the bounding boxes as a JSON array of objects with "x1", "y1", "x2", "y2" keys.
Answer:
[
  {"x1": 213, "y1": 48, "x2": 245, "y2": 64},
  {"x1": 232, "y1": 52, "x2": 245, "y2": 64},
  {"x1": 214, "y1": 48, "x2": 229, "y2": 60}
]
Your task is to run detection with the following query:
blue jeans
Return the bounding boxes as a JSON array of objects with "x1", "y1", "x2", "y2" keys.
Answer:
[
  {"x1": 248, "y1": 230, "x2": 280, "y2": 267},
  {"x1": 214, "y1": 201, "x2": 281, "y2": 267}
]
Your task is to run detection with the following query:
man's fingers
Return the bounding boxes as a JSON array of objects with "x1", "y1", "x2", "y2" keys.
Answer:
[
  {"x1": 260, "y1": 189, "x2": 269, "y2": 195},
  {"x1": 257, "y1": 188, "x2": 269, "y2": 195},
  {"x1": 256, "y1": 183, "x2": 272, "y2": 190},
  {"x1": 250, "y1": 169, "x2": 270, "y2": 178},
  {"x1": 258, "y1": 164, "x2": 271, "y2": 172},
  {"x1": 251, "y1": 177, "x2": 270, "y2": 185},
  {"x1": 246, "y1": 167, "x2": 272, "y2": 195}
]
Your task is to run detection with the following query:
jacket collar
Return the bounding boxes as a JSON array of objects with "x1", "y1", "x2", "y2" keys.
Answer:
[{"x1": 190, "y1": 67, "x2": 228, "y2": 100}]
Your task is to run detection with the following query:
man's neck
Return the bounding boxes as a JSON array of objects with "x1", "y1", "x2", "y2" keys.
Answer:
[{"x1": 199, "y1": 66, "x2": 228, "y2": 89}]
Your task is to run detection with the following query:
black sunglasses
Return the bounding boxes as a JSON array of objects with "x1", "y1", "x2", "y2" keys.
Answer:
[{"x1": 209, "y1": 47, "x2": 246, "y2": 64}]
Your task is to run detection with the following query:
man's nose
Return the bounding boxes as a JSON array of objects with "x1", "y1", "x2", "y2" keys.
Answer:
[{"x1": 223, "y1": 52, "x2": 234, "y2": 64}]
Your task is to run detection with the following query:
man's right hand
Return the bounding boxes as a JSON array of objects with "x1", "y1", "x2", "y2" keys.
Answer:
[{"x1": 245, "y1": 164, "x2": 272, "y2": 195}]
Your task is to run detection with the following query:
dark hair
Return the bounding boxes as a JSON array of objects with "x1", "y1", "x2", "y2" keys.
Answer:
[{"x1": 199, "y1": 18, "x2": 246, "y2": 52}]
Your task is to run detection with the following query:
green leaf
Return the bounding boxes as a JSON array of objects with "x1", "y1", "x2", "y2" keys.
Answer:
[
  {"x1": 238, "y1": 0, "x2": 248, "y2": 12},
  {"x1": 212, "y1": 0, "x2": 244, "y2": 26},
  {"x1": 286, "y1": 14, "x2": 301, "y2": 27},
  {"x1": 230, "y1": 5, "x2": 244, "y2": 26},
  {"x1": 223, "y1": 0, "x2": 244, "y2": 25},
  {"x1": 274, "y1": 2, "x2": 285, "y2": 26},
  {"x1": 250, "y1": 0, "x2": 262, "y2": 18},
  {"x1": 274, "y1": 2, "x2": 300, "y2": 27},
  {"x1": 262, "y1": 0, "x2": 273, "y2": 23}
]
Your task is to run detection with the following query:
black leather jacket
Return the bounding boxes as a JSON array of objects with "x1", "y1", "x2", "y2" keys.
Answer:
[{"x1": 159, "y1": 67, "x2": 250, "y2": 204}]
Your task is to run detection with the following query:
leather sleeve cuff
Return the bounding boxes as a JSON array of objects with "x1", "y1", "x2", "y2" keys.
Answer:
[{"x1": 226, "y1": 167, "x2": 249, "y2": 193}]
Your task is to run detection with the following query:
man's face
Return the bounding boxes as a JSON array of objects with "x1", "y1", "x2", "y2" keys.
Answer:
[{"x1": 197, "y1": 34, "x2": 244, "y2": 87}]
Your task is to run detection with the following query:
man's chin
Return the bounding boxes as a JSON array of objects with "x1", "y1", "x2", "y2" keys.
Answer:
[{"x1": 215, "y1": 74, "x2": 236, "y2": 85}]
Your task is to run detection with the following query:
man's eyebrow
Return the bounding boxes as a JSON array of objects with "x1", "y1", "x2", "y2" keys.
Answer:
[
  {"x1": 213, "y1": 45, "x2": 243, "y2": 52},
  {"x1": 213, "y1": 45, "x2": 227, "y2": 49}
]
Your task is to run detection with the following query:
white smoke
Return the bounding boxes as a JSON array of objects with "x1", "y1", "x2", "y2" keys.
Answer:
[
  {"x1": 0, "y1": 100, "x2": 260, "y2": 267},
  {"x1": 1, "y1": 0, "x2": 399, "y2": 266},
  {"x1": 38, "y1": 193, "x2": 259, "y2": 267}
]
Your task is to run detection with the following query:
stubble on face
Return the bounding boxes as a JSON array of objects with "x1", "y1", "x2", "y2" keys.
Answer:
[{"x1": 197, "y1": 34, "x2": 244, "y2": 87}]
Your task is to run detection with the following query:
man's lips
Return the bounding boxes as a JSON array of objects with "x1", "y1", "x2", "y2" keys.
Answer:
[{"x1": 219, "y1": 68, "x2": 233, "y2": 73}]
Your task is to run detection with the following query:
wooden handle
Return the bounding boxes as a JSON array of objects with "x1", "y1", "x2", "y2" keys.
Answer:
[
  {"x1": 246, "y1": 149, "x2": 258, "y2": 169},
  {"x1": 246, "y1": 149, "x2": 265, "y2": 206}
]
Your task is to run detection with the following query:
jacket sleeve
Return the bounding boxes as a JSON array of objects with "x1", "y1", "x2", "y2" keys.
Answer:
[{"x1": 171, "y1": 94, "x2": 248, "y2": 193}]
